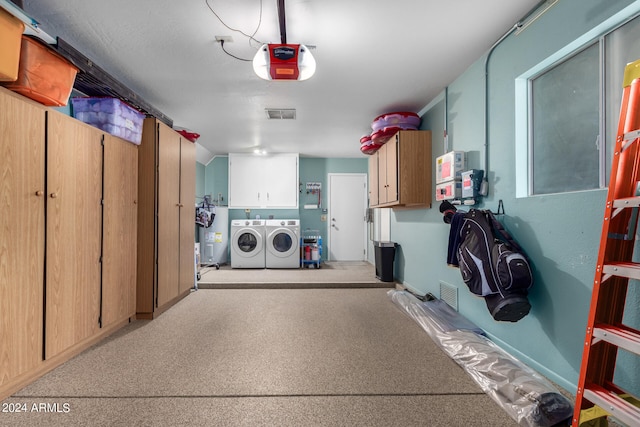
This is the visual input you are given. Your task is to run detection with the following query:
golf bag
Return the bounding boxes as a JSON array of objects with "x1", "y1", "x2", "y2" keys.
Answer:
[{"x1": 456, "y1": 209, "x2": 533, "y2": 322}]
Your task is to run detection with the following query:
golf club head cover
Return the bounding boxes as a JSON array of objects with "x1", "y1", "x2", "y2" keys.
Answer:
[{"x1": 440, "y1": 201, "x2": 457, "y2": 224}]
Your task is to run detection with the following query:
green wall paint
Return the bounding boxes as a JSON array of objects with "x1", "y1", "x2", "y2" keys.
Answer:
[
  {"x1": 399, "y1": 0, "x2": 640, "y2": 393},
  {"x1": 205, "y1": 156, "x2": 229, "y2": 205},
  {"x1": 196, "y1": 162, "x2": 205, "y2": 200}
]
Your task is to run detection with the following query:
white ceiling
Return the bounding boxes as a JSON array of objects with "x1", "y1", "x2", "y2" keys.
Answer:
[{"x1": 21, "y1": 0, "x2": 541, "y2": 163}]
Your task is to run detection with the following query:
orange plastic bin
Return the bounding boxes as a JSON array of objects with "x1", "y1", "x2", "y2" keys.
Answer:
[
  {"x1": 2, "y1": 36, "x2": 78, "y2": 106},
  {"x1": 0, "y1": 8, "x2": 24, "y2": 81}
]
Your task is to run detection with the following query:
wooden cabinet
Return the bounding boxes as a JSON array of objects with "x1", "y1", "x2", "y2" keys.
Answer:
[
  {"x1": 102, "y1": 134, "x2": 138, "y2": 328},
  {"x1": 45, "y1": 111, "x2": 103, "y2": 359},
  {"x1": 228, "y1": 153, "x2": 299, "y2": 208},
  {"x1": 156, "y1": 121, "x2": 181, "y2": 309},
  {"x1": 0, "y1": 87, "x2": 45, "y2": 385},
  {"x1": 0, "y1": 87, "x2": 139, "y2": 400},
  {"x1": 137, "y1": 118, "x2": 195, "y2": 318},
  {"x1": 368, "y1": 130, "x2": 432, "y2": 208}
]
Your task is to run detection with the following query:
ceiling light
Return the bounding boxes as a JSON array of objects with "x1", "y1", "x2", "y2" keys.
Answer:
[{"x1": 252, "y1": 44, "x2": 316, "y2": 81}]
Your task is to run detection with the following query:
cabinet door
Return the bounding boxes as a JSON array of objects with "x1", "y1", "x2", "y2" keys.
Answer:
[
  {"x1": 136, "y1": 118, "x2": 158, "y2": 314},
  {"x1": 383, "y1": 137, "x2": 398, "y2": 203},
  {"x1": 102, "y1": 135, "x2": 138, "y2": 327},
  {"x1": 46, "y1": 113, "x2": 102, "y2": 359},
  {"x1": 377, "y1": 146, "x2": 387, "y2": 204},
  {"x1": 157, "y1": 122, "x2": 181, "y2": 308},
  {"x1": 368, "y1": 154, "x2": 379, "y2": 206},
  {"x1": 228, "y1": 154, "x2": 262, "y2": 207},
  {"x1": 229, "y1": 153, "x2": 298, "y2": 208},
  {"x1": 0, "y1": 89, "x2": 45, "y2": 383},
  {"x1": 178, "y1": 138, "x2": 196, "y2": 295},
  {"x1": 397, "y1": 130, "x2": 432, "y2": 207},
  {"x1": 265, "y1": 154, "x2": 298, "y2": 208}
]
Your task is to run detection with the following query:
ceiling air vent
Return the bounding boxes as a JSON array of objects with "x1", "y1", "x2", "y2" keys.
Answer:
[{"x1": 266, "y1": 108, "x2": 296, "y2": 120}]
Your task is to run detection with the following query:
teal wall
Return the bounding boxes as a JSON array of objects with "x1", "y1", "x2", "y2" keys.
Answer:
[
  {"x1": 395, "y1": 0, "x2": 640, "y2": 394},
  {"x1": 196, "y1": 162, "x2": 205, "y2": 200},
  {"x1": 202, "y1": 156, "x2": 367, "y2": 262},
  {"x1": 195, "y1": 162, "x2": 206, "y2": 243}
]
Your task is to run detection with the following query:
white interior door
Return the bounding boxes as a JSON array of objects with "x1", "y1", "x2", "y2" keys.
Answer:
[{"x1": 328, "y1": 173, "x2": 367, "y2": 261}]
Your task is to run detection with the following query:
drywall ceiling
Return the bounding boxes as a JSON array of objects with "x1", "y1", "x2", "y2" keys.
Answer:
[{"x1": 21, "y1": 0, "x2": 541, "y2": 163}]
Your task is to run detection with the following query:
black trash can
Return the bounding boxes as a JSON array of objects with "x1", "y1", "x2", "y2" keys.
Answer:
[{"x1": 374, "y1": 241, "x2": 396, "y2": 282}]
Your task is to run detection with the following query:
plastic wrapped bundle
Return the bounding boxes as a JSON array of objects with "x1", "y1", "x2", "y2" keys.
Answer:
[{"x1": 388, "y1": 290, "x2": 573, "y2": 427}]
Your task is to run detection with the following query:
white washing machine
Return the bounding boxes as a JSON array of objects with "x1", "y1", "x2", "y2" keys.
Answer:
[
  {"x1": 230, "y1": 219, "x2": 266, "y2": 268},
  {"x1": 265, "y1": 219, "x2": 300, "y2": 268}
]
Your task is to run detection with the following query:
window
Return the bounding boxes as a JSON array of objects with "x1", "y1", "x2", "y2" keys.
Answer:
[
  {"x1": 530, "y1": 44, "x2": 600, "y2": 195},
  {"x1": 524, "y1": 14, "x2": 640, "y2": 196}
]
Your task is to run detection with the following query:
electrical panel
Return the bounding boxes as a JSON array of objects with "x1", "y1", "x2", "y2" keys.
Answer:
[
  {"x1": 306, "y1": 182, "x2": 321, "y2": 192},
  {"x1": 436, "y1": 180, "x2": 462, "y2": 201},
  {"x1": 436, "y1": 151, "x2": 467, "y2": 184},
  {"x1": 461, "y1": 169, "x2": 484, "y2": 199},
  {"x1": 435, "y1": 150, "x2": 485, "y2": 204}
]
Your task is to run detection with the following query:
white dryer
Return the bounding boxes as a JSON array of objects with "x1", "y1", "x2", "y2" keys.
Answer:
[
  {"x1": 265, "y1": 219, "x2": 300, "y2": 268},
  {"x1": 230, "y1": 219, "x2": 266, "y2": 268}
]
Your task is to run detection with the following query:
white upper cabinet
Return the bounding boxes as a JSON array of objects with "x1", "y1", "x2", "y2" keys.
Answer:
[{"x1": 228, "y1": 153, "x2": 299, "y2": 209}]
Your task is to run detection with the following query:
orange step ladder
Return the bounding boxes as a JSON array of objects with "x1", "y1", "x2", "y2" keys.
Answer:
[{"x1": 572, "y1": 59, "x2": 640, "y2": 427}]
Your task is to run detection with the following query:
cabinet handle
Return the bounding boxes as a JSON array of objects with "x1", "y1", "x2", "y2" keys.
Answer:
[
  {"x1": 49, "y1": 192, "x2": 58, "y2": 199},
  {"x1": 133, "y1": 200, "x2": 137, "y2": 204},
  {"x1": 35, "y1": 190, "x2": 44, "y2": 197},
  {"x1": 176, "y1": 203, "x2": 184, "y2": 207}
]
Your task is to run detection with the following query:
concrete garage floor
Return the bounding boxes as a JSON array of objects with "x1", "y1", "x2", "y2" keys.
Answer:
[{"x1": 2, "y1": 288, "x2": 520, "y2": 427}]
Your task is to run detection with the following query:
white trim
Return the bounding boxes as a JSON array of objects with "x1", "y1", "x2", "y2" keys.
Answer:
[
  {"x1": 514, "y1": 78, "x2": 529, "y2": 198},
  {"x1": 205, "y1": 153, "x2": 226, "y2": 167},
  {"x1": 418, "y1": 90, "x2": 445, "y2": 118}
]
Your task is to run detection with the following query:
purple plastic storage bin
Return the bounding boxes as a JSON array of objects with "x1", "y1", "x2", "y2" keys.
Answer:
[{"x1": 71, "y1": 97, "x2": 145, "y2": 145}]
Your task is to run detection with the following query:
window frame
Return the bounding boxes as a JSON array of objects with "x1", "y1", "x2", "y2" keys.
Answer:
[{"x1": 526, "y1": 41, "x2": 603, "y2": 196}]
